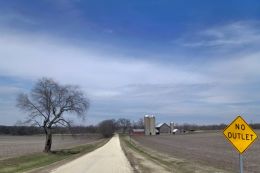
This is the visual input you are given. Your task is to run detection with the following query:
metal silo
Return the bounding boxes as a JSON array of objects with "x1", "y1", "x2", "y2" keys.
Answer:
[
  {"x1": 144, "y1": 115, "x2": 156, "y2": 135},
  {"x1": 144, "y1": 115, "x2": 150, "y2": 135},
  {"x1": 149, "y1": 115, "x2": 156, "y2": 135}
]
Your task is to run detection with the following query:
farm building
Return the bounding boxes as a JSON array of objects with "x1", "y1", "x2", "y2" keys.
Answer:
[
  {"x1": 156, "y1": 123, "x2": 171, "y2": 134},
  {"x1": 143, "y1": 115, "x2": 176, "y2": 135},
  {"x1": 131, "y1": 129, "x2": 145, "y2": 135}
]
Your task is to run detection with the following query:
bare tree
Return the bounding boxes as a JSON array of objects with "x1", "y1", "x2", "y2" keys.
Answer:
[
  {"x1": 136, "y1": 118, "x2": 144, "y2": 129},
  {"x1": 16, "y1": 78, "x2": 89, "y2": 152},
  {"x1": 132, "y1": 118, "x2": 144, "y2": 129},
  {"x1": 116, "y1": 118, "x2": 131, "y2": 133}
]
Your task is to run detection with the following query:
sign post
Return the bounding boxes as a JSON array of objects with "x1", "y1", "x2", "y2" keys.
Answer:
[
  {"x1": 223, "y1": 115, "x2": 258, "y2": 173},
  {"x1": 239, "y1": 153, "x2": 243, "y2": 173}
]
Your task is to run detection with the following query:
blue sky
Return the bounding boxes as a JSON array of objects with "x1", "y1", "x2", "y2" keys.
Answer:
[{"x1": 1, "y1": 0, "x2": 260, "y2": 125}]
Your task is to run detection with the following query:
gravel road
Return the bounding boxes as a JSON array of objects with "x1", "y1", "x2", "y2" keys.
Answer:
[{"x1": 51, "y1": 134, "x2": 132, "y2": 173}]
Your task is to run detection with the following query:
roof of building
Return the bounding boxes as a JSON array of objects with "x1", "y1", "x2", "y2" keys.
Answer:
[
  {"x1": 156, "y1": 123, "x2": 163, "y2": 127},
  {"x1": 156, "y1": 123, "x2": 170, "y2": 128},
  {"x1": 172, "y1": 129, "x2": 179, "y2": 132},
  {"x1": 144, "y1": 114, "x2": 155, "y2": 118},
  {"x1": 132, "y1": 129, "x2": 145, "y2": 132}
]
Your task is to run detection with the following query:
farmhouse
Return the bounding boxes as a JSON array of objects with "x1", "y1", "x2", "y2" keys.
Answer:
[{"x1": 156, "y1": 123, "x2": 171, "y2": 134}]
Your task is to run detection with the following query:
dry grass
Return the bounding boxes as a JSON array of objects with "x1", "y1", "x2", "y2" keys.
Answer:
[{"x1": 120, "y1": 135, "x2": 171, "y2": 173}]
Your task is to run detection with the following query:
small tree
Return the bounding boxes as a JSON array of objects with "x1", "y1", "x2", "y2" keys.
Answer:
[
  {"x1": 98, "y1": 119, "x2": 116, "y2": 138},
  {"x1": 16, "y1": 78, "x2": 89, "y2": 152}
]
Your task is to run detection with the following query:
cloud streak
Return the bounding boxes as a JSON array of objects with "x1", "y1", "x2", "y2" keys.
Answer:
[{"x1": 180, "y1": 21, "x2": 260, "y2": 49}]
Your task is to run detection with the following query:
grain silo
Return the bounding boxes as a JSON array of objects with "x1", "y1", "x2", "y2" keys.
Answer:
[
  {"x1": 144, "y1": 115, "x2": 150, "y2": 135},
  {"x1": 149, "y1": 115, "x2": 156, "y2": 135},
  {"x1": 144, "y1": 115, "x2": 156, "y2": 135}
]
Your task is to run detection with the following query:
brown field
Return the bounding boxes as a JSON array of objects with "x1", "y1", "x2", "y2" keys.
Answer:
[
  {"x1": 0, "y1": 134, "x2": 102, "y2": 159},
  {"x1": 132, "y1": 131, "x2": 260, "y2": 173}
]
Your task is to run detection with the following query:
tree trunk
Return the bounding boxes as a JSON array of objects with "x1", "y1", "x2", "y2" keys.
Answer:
[{"x1": 44, "y1": 129, "x2": 52, "y2": 152}]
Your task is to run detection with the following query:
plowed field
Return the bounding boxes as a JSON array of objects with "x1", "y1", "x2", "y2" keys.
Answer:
[
  {"x1": 0, "y1": 134, "x2": 102, "y2": 159},
  {"x1": 133, "y1": 131, "x2": 260, "y2": 173}
]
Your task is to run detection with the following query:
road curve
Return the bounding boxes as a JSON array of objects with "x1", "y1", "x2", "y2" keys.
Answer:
[{"x1": 51, "y1": 134, "x2": 132, "y2": 173}]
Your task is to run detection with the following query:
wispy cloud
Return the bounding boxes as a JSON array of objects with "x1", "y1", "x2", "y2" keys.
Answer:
[
  {"x1": 0, "y1": 12, "x2": 38, "y2": 29},
  {"x1": 0, "y1": 31, "x2": 206, "y2": 88},
  {"x1": 179, "y1": 21, "x2": 260, "y2": 48}
]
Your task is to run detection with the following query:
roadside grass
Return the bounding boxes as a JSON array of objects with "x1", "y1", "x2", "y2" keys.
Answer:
[
  {"x1": 0, "y1": 139, "x2": 109, "y2": 173},
  {"x1": 120, "y1": 135, "x2": 172, "y2": 172},
  {"x1": 119, "y1": 134, "x2": 139, "y2": 173}
]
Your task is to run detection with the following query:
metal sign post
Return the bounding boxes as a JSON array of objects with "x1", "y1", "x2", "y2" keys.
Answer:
[{"x1": 239, "y1": 153, "x2": 243, "y2": 173}]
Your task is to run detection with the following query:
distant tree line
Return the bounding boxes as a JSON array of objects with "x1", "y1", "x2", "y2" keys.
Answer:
[
  {"x1": 97, "y1": 118, "x2": 144, "y2": 138},
  {"x1": 0, "y1": 125, "x2": 43, "y2": 135},
  {"x1": 175, "y1": 123, "x2": 260, "y2": 131},
  {"x1": 0, "y1": 125, "x2": 99, "y2": 136},
  {"x1": 175, "y1": 123, "x2": 228, "y2": 131},
  {"x1": 2, "y1": 119, "x2": 259, "y2": 137},
  {"x1": 249, "y1": 123, "x2": 260, "y2": 129},
  {"x1": 0, "y1": 118, "x2": 142, "y2": 137}
]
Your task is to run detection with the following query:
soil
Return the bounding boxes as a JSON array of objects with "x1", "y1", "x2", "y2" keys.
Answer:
[
  {"x1": 133, "y1": 131, "x2": 260, "y2": 173},
  {"x1": 0, "y1": 134, "x2": 102, "y2": 159}
]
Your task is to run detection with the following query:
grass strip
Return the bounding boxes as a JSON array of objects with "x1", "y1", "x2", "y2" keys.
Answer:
[
  {"x1": 120, "y1": 135, "x2": 172, "y2": 170},
  {"x1": 0, "y1": 139, "x2": 108, "y2": 173},
  {"x1": 119, "y1": 136, "x2": 140, "y2": 173}
]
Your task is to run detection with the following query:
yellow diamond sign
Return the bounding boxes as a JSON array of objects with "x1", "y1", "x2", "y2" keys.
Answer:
[{"x1": 223, "y1": 116, "x2": 258, "y2": 153}]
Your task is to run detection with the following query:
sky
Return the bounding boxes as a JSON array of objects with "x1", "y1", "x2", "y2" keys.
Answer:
[{"x1": 1, "y1": 0, "x2": 260, "y2": 125}]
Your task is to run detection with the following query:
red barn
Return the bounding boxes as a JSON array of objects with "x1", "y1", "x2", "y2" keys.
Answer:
[{"x1": 131, "y1": 129, "x2": 145, "y2": 135}]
